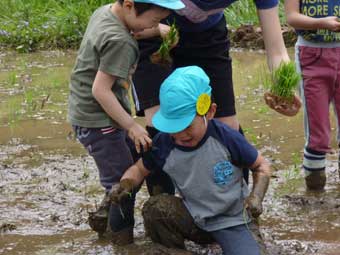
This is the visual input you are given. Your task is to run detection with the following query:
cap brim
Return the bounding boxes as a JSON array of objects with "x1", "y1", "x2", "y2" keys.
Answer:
[
  {"x1": 152, "y1": 110, "x2": 195, "y2": 133},
  {"x1": 156, "y1": 1, "x2": 185, "y2": 10}
]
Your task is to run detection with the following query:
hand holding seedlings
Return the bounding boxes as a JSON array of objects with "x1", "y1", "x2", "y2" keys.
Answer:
[
  {"x1": 150, "y1": 22, "x2": 179, "y2": 67},
  {"x1": 263, "y1": 61, "x2": 302, "y2": 116}
]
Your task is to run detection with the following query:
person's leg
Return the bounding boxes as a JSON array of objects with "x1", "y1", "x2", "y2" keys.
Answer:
[
  {"x1": 334, "y1": 48, "x2": 340, "y2": 179},
  {"x1": 132, "y1": 38, "x2": 175, "y2": 195},
  {"x1": 142, "y1": 194, "x2": 214, "y2": 249},
  {"x1": 132, "y1": 38, "x2": 172, "y2": 119},
  {"x1": 144, "y1": 126, "x2": 175, "y2": 195},
  {"x1": 210, "y1": 223, "x2": 266, "y2": 255},
  {"x1": 297, "y1": 46, "x2": 335, "y2": 190},
  {"x1": 172, "y1": 18, "x2": 249, "y2": 183},
  {"x1": 74, "y1": 126, "x2": 136, "y2": 242}
]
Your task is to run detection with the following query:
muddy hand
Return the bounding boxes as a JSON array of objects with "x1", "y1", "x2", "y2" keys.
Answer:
[
  {"x1": 127, "y1": 122, "x2": 152, "y2": 154},
  {"x1": 109, "y1": 179, "x2": 135, "y2": 205},
  {"x1": 244, "y1": 193, "x2": 263, "y2": 218}
]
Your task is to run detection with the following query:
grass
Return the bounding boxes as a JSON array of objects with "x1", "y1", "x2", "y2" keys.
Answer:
[
  {"x1": 0, "y1": 0, "x2": 287, "y2": 52},
  {"x1": 275, "y1": 152, "x2": 304, "y2": 197},
  {"x1": 0, "y1": 0, "x2": 112, "y2": 52},
  {"x1": 224, "y1": 0, "x2": 286, "y2": 28}
]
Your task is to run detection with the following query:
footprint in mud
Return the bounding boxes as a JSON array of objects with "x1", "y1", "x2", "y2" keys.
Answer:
[
  {"x1": 0, "y1": 223, "x2": 16, "y2": 233},
  {"x1": 283, "y1": 194, "x2": 340, "y2": 209}
]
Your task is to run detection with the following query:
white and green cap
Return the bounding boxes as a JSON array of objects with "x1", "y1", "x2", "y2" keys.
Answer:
[{"x1": 134, "y1": 0, "x2": 185, "y2": 10}]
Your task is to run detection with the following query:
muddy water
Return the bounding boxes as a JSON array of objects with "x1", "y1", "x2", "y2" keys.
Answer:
[{"x1": 0, "y1": 50, "x2": 339, "y2": 255}]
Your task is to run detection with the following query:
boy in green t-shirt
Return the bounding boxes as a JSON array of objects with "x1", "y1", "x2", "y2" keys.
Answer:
[{"x1": 68, "y1": 0, "x2": 184, "y2": 244}]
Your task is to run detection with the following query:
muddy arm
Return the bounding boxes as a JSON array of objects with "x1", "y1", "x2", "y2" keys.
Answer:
[
  {"x1": 257, "y1": 6, "x2": 290, "y2": 70},
  {"x1": 245, "y1": 154, "x2": 271, "y2": 218},
  {"x1": 121, "y1": 159, "x2": 151, "y2": 187},
  {"x1": 110, "y1": 159, "x2": 151, "y2": 204}
]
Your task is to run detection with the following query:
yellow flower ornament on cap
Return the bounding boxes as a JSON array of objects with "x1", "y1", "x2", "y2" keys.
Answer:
[{"x1": 196, "y1": 93, "x2": 211, "y2": 115}]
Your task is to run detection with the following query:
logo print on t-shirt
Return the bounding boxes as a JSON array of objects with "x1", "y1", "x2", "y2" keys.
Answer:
[{"x1": 213, "y1": 161, "x2": 233, "y2": 185}]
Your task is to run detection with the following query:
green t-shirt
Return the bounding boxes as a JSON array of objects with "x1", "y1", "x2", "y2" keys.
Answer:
[{"x1": 68, "y1": 4, "x2": 139, "y2": 128}]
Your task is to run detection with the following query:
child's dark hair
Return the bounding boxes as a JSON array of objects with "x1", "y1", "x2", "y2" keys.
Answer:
[{"x1": 118, "y1": 0, "x2": 165, "y2": 16}]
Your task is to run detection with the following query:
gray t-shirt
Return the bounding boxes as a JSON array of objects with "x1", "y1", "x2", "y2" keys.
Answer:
[
  {"x1": 143, "y1": 120, "x2": 258, "y2": 231},
  {"x1": 68, "y1": 4, "x2": 139, "y2": 128}
]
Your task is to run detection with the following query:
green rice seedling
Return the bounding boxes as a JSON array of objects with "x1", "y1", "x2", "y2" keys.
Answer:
[
  {"x1": 150, "y1": 22, "x2": 179, "y2": 67},
  {"x1": 264, "y1": 61, "x2": 300, "y2": 101},
  {"x1": 7, "y1": 72, "x2": 17, "y2": 87},
  {"x1": 272, "y1": 62, "x2": 300, "y2": 100},
  {"x1": 262, "y1": 61, "x2": 302, "y2": 116},
  {"x1": 6, "y1": 99, "x2": 22, "y2": 128}
]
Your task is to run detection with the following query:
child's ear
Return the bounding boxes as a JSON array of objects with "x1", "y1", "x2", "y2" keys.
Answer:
[
  {"x1": 206, "y1": 103, "x2": 217, "y2": 120},
  {"x1": 123, "y1": 0, "x2": 134, "y2": 11}
]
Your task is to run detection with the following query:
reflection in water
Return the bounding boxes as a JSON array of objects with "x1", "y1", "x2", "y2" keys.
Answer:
[{"x1": 0, "y1": 50, "x2": 339, "y2": 254}]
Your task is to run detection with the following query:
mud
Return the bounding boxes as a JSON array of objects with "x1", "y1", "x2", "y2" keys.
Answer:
[{"x1": 1, "y1": 50, "x2": 339, "y2": 254}]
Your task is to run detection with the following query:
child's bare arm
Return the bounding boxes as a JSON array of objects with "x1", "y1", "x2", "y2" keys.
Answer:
[
  {"x1": 257, "y1": 6, "x2": 290, "y2": 70},
  {"x1": 122, "y1": 159, "x2": 151, "y2": 186},
  {"x1": 133, "y1": 24, "x2": 168, "y2": 39},
  {"x1": 92, "y1": 70, "x2": 152, "y2": 153},
  {"x1": 110, "y1": 159, "x2": 151, "y2": 204},
  {"x1": 244, "y1": 154, "x2": 271, "y2": 218},
  {"x1": 285, "y1": 0, "x2": 340, "y2": 31}
]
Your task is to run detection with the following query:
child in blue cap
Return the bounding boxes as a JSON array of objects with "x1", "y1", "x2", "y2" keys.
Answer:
[
  {"x1": 68, "y1": 0, "x2": 184, "y2": 245},
  {"x1": 110, "y1": 66, "x2": 271, "y2": 254}
]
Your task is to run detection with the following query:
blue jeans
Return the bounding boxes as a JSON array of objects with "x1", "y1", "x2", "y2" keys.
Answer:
[{"x1": 211, "y1": 224, "x2": 262, "y2": 255}]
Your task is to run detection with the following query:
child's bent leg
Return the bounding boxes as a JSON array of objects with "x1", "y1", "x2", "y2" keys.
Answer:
[
  {"x1": 142, "y1": 194, "x2": 214, "y2": 249},
  {"x1": 210, "y1": 223, "x2": 267, "y2": 255}
]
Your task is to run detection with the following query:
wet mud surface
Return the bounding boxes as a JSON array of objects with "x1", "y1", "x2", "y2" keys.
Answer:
[
  {"x1": 0, "y1": 143, "x2": 339, "y2": 255},
  {"x1": 0, "y1": 50, "x2": 339, "y2": 254}
]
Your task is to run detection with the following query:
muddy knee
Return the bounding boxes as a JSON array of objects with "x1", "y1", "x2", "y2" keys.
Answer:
[
  {"x1": 142, "y1": 194, "x2": 213, "y2": 248},
  {"x1": 142, "y1": 194, "x2": 189, "y2": 249}
]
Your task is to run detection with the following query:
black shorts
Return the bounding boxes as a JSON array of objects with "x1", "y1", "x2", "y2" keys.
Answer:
[{"x1": 132, "y1": 18, "x2": 235, "y2": 118}]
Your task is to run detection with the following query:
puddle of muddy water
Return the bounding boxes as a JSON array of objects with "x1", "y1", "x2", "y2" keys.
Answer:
[{"x1": 0, "y1": 49, "x2": 339, "y2": 255}]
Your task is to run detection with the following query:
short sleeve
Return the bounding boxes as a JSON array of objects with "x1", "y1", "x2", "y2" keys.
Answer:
[
  {"x1": 254, "y1": 0, "x2": 278, "y2": 9},
  {"x1": 211, "y1": 120, "x2": 258, "y2": 167},
  {"x1": 98, "y1": 40, "x2": 138, "y2": 79}
]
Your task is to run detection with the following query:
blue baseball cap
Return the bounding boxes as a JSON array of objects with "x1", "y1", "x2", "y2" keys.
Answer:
[
  {"x1": 152, "y1": 66, "x2": 212, "y2": 133},
  {"x1": 134, "y1": 0, "x2": 185, "y2": 10}
]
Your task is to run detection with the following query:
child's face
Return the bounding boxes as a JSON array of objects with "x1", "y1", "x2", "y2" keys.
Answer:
[
  {"x1": 125, "y1": 5, "x2": 170, "y2": 33},
  {"x1": 171, "y1": 115, "x2": 208, "y2": 147}
]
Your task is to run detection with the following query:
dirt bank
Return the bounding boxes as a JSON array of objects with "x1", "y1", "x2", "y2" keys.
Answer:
[{"x1": 230, "y1": 25, "x2": 297, "y2": 49}]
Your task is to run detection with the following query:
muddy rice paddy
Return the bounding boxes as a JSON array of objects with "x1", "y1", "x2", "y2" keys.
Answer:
[{"x1": 0, "y1": 49, "x2": 339, "y2": 254}]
